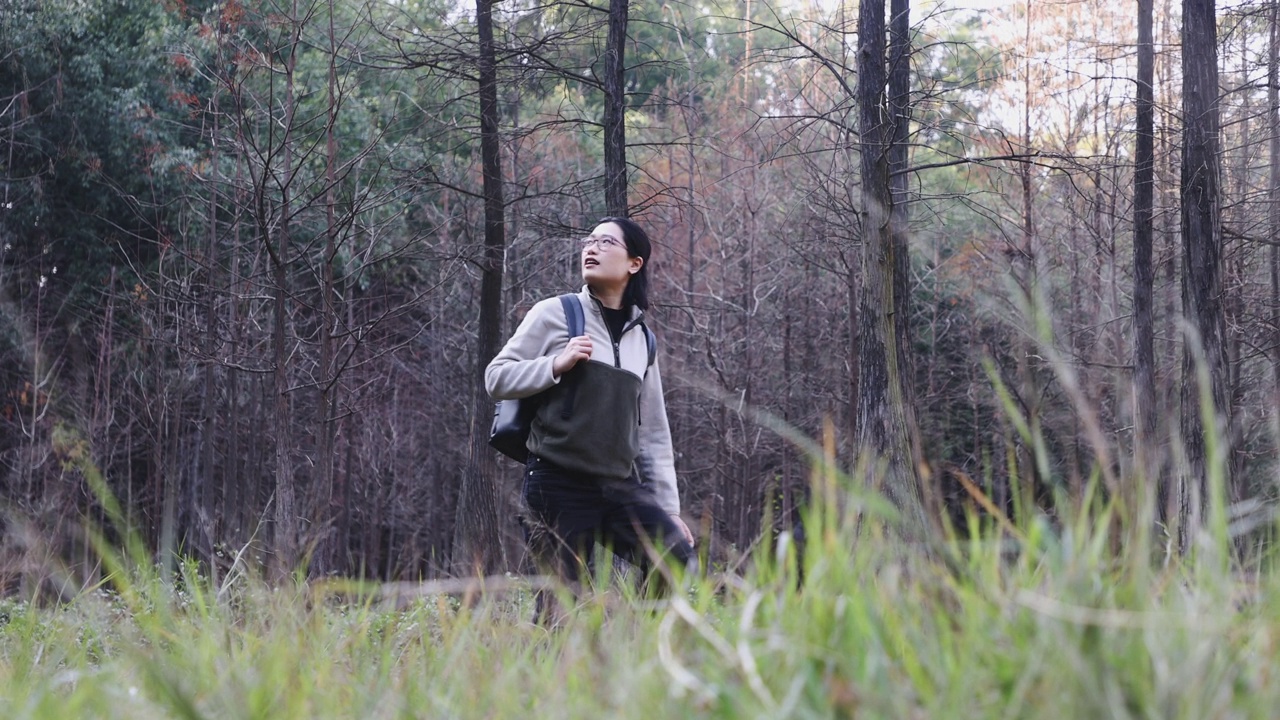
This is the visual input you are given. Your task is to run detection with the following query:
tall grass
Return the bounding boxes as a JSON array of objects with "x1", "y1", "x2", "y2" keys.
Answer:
[
  {"x1": 3, "y1": 395, "x2": 1279, "y2": 718},
  {"x1": 3, "y1": 487, "x2": 1276, "y2": 717}
]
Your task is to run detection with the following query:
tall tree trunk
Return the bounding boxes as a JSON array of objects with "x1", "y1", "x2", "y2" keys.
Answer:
[
  {"x1": 1270, "y1": 0, "x2": 1280, "y2": 435},
  {"x1": 856, "y1": 0, "x2": 926, "y2": 536},
  {"x1": 1134, "y1": 0, "x2": 1158, "y2": 507},
  {"x1": 841, "y1": 0, "x2": 860, "y2": 477},
  {"x1": 1017, "y1": 0, "x2": 1042, "y2": 518},
  {"x1": 312, "y1": 0, "x2": 341, "y2": 575},
  {"x1": 887, "y1": 0, "x2": 923, "y2": 506},
  {"x1": 158, "y1": 369, "x2": 177, "y2": 576},
  {"x1": 847, "y1": 261, "x2": 859, "y2": 466},
  {"x1": 1226, "y1": 23, "x2": 1250, "y2": 497},
  {"x1": 603, "y1": 0, "x2": 629, "y2": 216},
  {"x1": 452, "y1": 0, "x2": 506, "y2": 576},
  {"x1": 888, "y1": 0, "x2": 910, "y2": 349},
  {"x1": 201, "y1": 93, "x2": 220, "y2": 569},
  {"x1": 271, "y1": 3, "x2": 301, "y2": 579},
  {"x1": 1178, "y1": 0, "x2": 1228, "y2": 548},
  {"x1": 224, "y1": 146, "x2": 244, "y2": 550}
]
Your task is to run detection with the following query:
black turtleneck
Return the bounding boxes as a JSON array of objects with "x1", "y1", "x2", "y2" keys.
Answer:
[{"x1": 601, "y1": 304, "x2": 629, "y2": 343}]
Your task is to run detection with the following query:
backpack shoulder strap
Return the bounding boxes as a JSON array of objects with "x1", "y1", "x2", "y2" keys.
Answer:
[
  {"x1": 559, "y1": 294, "x2": 584, "y2": 339},
  {"x1": 642, "y1": 322, "x2": 656, "y2": 368},
  {"x1": 557, "y1": 294, "x2": 585, "y2": 420}
]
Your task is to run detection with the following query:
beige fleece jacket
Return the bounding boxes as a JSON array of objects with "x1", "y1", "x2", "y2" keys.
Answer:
[{"x1": 484, "y1": 287, "x2": 681, "y2": 515}]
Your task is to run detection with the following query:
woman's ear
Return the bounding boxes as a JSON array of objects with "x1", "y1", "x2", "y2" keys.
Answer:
[{"x1": 629, "y1": 256, "x2": 644, "y2": 275}]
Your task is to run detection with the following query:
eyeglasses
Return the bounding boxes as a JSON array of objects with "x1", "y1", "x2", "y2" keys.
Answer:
[{"x1": 579, "y1": 234, "x2": 624, "y2": 250}]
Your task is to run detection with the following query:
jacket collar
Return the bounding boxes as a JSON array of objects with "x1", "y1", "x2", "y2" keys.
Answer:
[{"x1": 581, "y1": 285, "x2": 643, "y2": 323}]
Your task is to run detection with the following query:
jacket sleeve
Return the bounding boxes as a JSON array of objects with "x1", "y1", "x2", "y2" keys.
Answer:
[
  {"x1": 484, "y1": 298, "x2": 564, "y2": 400},
  {"x1": 635, "y1": 358, "x2": 681, "y2": 515}
]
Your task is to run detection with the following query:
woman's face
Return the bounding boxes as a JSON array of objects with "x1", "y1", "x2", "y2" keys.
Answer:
[{"x1": 580, "y1": 221, "x2": 642, "y2": 287}]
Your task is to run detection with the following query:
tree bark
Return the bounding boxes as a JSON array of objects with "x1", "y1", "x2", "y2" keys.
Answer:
[
  {"x1": 1017, "y1": 0, "x2": 1042, "y2": 518},
  {"x1": 313, "y1": 0, "x2": 341, "y2": 575},
  {"x1": 603, "y1": 0, "x2": 629, "y2": 216},
  {"x1": 452, "y1": 0, "x2": 506, "y2": 576},
  {"x1": 1178, "y1": 0, "x2": 1229, "y2": 547},
  {"x1": 224, "y1": 141, "x2": 244, "y2": 551},
  {"x1": 1134, "y1": 0, "x2": 1158, "y2": 503},
  {"x1": 888, "y1": 0, "x2": 923, "y2": 505},
  {"x1": 857, "y1": 0, "x2": 926, "y2": 536},
  {"x1": 1270, "y1": 0, "x2": 1280, "y2": 449},
  {"x1": 271, "y1": 1, "x2": 301, "y2": 579},
  {"x1": 200, "y1": 91, "x2": 220, "y2": 569}
]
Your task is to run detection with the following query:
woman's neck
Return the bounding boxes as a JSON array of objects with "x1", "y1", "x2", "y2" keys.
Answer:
[{"x1": 588, "y1": 283, "x2": 626, "y2": 310}]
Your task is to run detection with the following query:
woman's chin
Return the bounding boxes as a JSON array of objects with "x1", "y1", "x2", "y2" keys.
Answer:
[{"x1": 581, "y1": 268, "x2": 629, "y2": 290}]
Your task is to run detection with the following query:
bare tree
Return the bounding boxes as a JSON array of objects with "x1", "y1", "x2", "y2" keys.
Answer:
[
  {"x1": 857, "y1": 0, "x2": 927, "y2": 535},
  {"x1": 888, "y1": 0, "x2": 922, "y2": 511},
  {"x1": 199, "y1": 76, "x2": 223, "y2": 570},
  {"x1": 1176, "y1": 0, "x2": 1229, "y2": 545},
  {"x1": 312, "y1": 0, "x2": 342, "y2": 574},
  {"x1": 603, "y1": 0, "x2": 629, "y2": 216},
  {"x1": 1271, "y1": 0, "x2": 1280, "y2": 422},
  {"x1": 452, "y1": 0, "x2": 507, "y2": 576},
  {"x1": 1134, "y1": 0, "x2": 1158, "y2": 497},
  {"x1": 269, "y1": 0, "x2": 304, "y2": 578}
]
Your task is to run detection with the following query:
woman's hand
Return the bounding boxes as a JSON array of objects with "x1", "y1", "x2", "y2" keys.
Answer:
[
  {"x1": 670, "y1": 515, "x2": 694, "y2": 546},
  {"x1": 552, "y1": 335, "x2": 593, "y2": 377}
]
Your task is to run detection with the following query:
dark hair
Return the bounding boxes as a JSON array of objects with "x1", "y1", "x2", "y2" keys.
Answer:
[{"x1": 599, "y1": 216, "x2": 652, "y2": 311}]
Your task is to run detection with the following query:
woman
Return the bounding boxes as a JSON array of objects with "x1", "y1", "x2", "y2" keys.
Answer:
[{"x1": 485, "y1": 217, "x2": 694, "y2": 604}]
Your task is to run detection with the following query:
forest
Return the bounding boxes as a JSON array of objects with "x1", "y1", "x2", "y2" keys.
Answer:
[{"x1": 1, "y1": 0, "x2": 1277, "y2": 589}]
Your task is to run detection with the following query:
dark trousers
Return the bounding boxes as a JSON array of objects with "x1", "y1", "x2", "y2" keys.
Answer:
[{"x1": 522, "y1": 455, "x2": 693, "y2": 593}]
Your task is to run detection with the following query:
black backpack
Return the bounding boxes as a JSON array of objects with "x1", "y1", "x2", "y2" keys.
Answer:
[{"x1": 488, "y1": 294, "x2": 655, "y2": 462}]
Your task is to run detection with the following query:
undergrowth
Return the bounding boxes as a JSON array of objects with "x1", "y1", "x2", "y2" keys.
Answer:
[{"x1": 1, "y1": 452, "x2": 1277, "y2": 719}]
